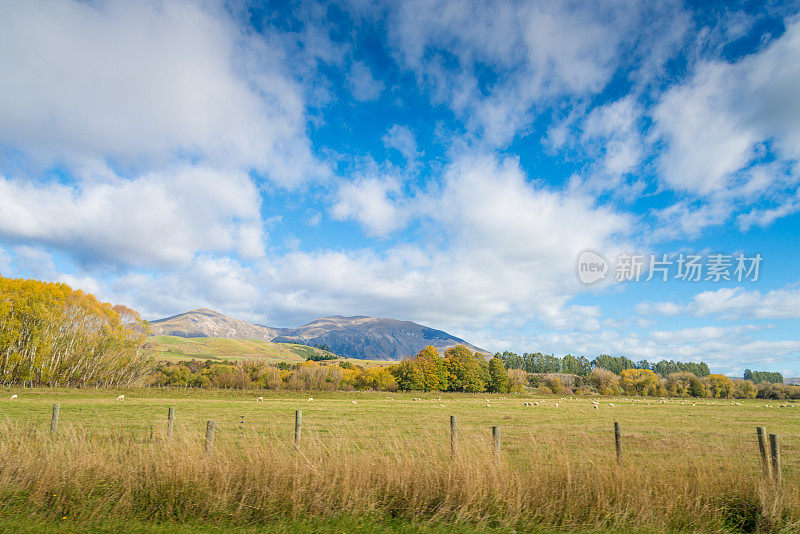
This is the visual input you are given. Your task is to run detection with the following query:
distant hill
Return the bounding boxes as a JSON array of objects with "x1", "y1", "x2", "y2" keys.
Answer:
[
  {"x1": 149, "y1": 308, "x2": 279, "y2": 341},
  {"x1": 148, "y1": 309, "x2": 488, "y2": 360},
  {"x1": 272, "y1": 315, "x2": 487, "y2": 360},
  {"x1": 787, "y1": 377, "x2": 800, "y2": 386}
]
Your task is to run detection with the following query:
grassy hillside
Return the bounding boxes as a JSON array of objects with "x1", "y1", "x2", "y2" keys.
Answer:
[{"x1": 150, "y1": 335, "x2": 391, "y2": 367}]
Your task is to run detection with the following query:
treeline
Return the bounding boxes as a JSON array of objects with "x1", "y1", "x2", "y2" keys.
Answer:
[
  {"x1": 0, "y1": 276, "x2": 152, "y2": 386},
  {"x1": 149, "y1": 358, "x2": 400, "y2": 391},
  {"x1": 499, "y1": 352, "x2": 710, "y2": 378},
  {"x1": 149, "y1": 345, "x2": 523, "y2": 393},
  {"x1": 147, "y1": 347, "x2": 800, "y2": 400},
  {"x1": 744, "y1": 369, "x2": 784, "y2": 384}
]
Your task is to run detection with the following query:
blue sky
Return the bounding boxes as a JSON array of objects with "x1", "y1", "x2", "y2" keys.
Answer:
[{"x1": 2, "y1": 0, "x2": 800, "y2": 376}]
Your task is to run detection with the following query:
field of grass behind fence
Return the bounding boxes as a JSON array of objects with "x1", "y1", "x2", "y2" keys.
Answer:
[{"x1": 1, "y1": 388, "x2": 799, "y2": 533}]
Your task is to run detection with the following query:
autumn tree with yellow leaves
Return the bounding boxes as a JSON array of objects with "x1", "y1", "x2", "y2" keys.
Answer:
[{"x1": 0, "y1": 276, "x2": 152, "y2": 386}]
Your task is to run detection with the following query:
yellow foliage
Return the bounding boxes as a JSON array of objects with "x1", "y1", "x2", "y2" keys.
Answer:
[{"x1": 0, "y1": 275, "x2": 152, "y2": 386}]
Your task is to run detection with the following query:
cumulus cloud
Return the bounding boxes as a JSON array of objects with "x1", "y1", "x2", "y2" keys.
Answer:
[
  {"x1": 638, "y1": 284, "x2": 800, "y2": 320},
  {"x1": 329, "y1": 153, "x2": 632, "y2": 330},
  {"x1": 331, "y1": 176, "x2": 412, "y2": 237},
  {"x1": 0, "y1": 0, "x2": 325, "y2": 186},
  {"x1": 0, "y1": 167, "x2": 264, "y2": 267},
  {"x1": 653, "y1": 18, "x2": 800, "y2": 201}
]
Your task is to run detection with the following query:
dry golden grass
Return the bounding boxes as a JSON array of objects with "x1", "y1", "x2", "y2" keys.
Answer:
[{"x1": 0, "y1": 414, "x2": 797, "y2": 533}]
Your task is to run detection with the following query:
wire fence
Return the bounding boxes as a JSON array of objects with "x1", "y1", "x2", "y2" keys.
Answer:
[{"x1": 2, "y1": 398, "x2": 798, "y2": 482}]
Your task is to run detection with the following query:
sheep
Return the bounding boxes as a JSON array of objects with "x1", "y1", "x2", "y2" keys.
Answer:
[
  {"x1": 256, "y1": 397, "x2": 264, "y2": 402},
  {"x1": 116, "y1": 395, "x2": 124, "y2": 401},
  {"x1": 554, "y1": 403, "x2": 559, "y2": 407},
  {"x1": 440, "y1": 404, "x2": 446, "y2": 407},
  {"x1": 534, "y1": 402, "x2": 539, "y2": 406},
  {"x1": 608, "y1": 403, "x2": 614, "y2": 407},
  {"x1": 10, "y1": 394, "x2": 18, "y2": 400},
  {"x1": 485, "y1": 403, "x2": 491, "y2": 407},
  {"x1": 307, "y1": 398, "x2": 314, "y2": 402},
  {"x1": 352, "y1": 400, "x2": 358, "y2": 404},
  {"x1": 593, "y1": 404, "x2": 598, "y2": 410},
  {"x1": 412, "y1": 397, "x2": 422, "y2": 401}
]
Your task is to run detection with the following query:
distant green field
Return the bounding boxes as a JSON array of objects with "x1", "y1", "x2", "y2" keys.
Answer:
[
  {"x1": 151, "y1": 335, "x2": 336, "y2": 364},
  {"x1": 150, "y1": 335, "x2": 393, "y2": 368}
]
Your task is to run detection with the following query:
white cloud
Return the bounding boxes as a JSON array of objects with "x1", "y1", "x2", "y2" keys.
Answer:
[
  {"x1": 386, "y1": 0, "x2": 688, "y2": 147},
  {"x1": 580, "y1": 97, "x2": 643, "y2": 177},
  {"x1": 331, "y1": 176, "x2": 411, "y2": 237},
  {"x1": 383, "y1": 125, "x2": 420, "y2": 164},
  {"x1": 332, "y1": 153, "x2": 633, "y2": 330},
  {"x1": 0, "y1": 166, "x2": 264, "y2": 267},
  {"x1": 638, "y1": 284, "x2": 800, "y2": 320},
  {"x1": 0, "y1": 0, "x2": 325, "y2": 186},
  {"x1": 653, "y1": 18, "x2": 800, "y2": 200},
  {"x1": 347, "y1": 61, "x2": 384, "y2": 101}
]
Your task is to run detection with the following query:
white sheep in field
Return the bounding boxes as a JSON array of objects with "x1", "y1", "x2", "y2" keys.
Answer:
[
  {"x1": 352, "y1": 400, "x2": 358, "y2": 404},
  {"x1": 307, "y1": 398, "x2": 314, "y2": 402},
  {"x1": 10, "y1": 394, "x2": 18, "y2": 400},
  {"x1": 440, "y1": 404, "x2": 445, "y2": 407},
  {"x1": 485, "y1": 403, "x2": 491, "y2": 407},
  {"x1": 116, "y1": 395, "x2": 124, "y2": 401},
  {"x1": 554, "y1": 403, "x2": 559, "y2": 407},
  {"x1": 608, "y1": 403, "x2": 614, "y2": 407},
  {"x1": 412, "y1": 397, "x2": 421, "y2": 401},
  {"x1": 534, "y1": 401, "x2": 539, "y2": 406},
  {"x1": 593, "y1": 404, "x2": 598, "y2": 410},
  {"x1": 255, "y1": 397, "x2": 264, "y2": 402}
]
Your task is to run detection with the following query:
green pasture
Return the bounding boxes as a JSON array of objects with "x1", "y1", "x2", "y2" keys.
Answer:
[{"x1": 1, "y1": 388, "x2": 798, "y2": 473}]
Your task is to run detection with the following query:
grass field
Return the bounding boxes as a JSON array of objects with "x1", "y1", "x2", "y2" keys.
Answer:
[
  {"x1": 150, "y1": 335, "x2": 390, "y2": 368},
  {"x1": 1, "y1": 388, "x2": 798, "y2": 533}
]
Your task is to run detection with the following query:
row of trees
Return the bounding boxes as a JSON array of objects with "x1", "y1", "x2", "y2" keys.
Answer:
[
  {"x1": 149, "y1": 358, "x2": 399, "y2": 391},
  {"x1": 149, "y1": 346, "x2": 526, "y2": 394},
  {"x1": 744, "y1": 369, "x2": 784, "y2": 384},
  {"x1": 498, "y1": 352, "x2": 713, "y2": 378},
  {"x1": 0, "y1": 276, "x2": 152, "y2": 386},
  {"x1": 587, "y1": 367, "x2": 798, "y2": 399},
  {"x1": 148, "y1": 352, "x2": 800, "y2": 400}
]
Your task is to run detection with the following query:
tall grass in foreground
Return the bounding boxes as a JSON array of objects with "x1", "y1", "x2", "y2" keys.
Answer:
[{"x1": 0, "y1": 421, "x2": 797, "y2": 533}]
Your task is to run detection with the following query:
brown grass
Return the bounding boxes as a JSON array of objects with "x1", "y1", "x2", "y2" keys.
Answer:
[{"x1": 0, "y1": 419, "x2": 797, "y2": 533}]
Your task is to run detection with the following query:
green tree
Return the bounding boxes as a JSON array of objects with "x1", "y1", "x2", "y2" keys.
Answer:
[
  {"x1": 444, "y1": 345, "x2": 487, "y2": 392},
  {"x1": 487, "y1": 356, "x2": 510, "y2": 393}
]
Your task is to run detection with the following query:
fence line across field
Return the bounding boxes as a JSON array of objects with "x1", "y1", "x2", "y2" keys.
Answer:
[{"x1": 9, "y1": 404, "x2": 792, "y2": 482}]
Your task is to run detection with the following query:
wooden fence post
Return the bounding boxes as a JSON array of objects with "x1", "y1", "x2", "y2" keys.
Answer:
[
  {"x1": 50, "y1": 404, "x2": 60, "y2": 435},
  {"x1": 205, "y1": 420, "x2": 216, "y2": 453},
  {"x1": 492, "y1": 426, "x2": 501, "y2": 456},
  {"x1": 167, "y1": 407, "x2": 175, "y2": 439},
  {"x1": 295, "y1": 410, "x2": 302, "y2": 447},
  {"x1": 769, "y1": 433, "x2": 781, "y2": 483},
  {"x1": 756, "y1": 427, "x2": 771, "y2": 478},
  {"x1": 614, "y1": 421, "x2": 622, "y2": 465},
  {"x1": 450, "y1": 415, "x2": 457, "y2": 458}
]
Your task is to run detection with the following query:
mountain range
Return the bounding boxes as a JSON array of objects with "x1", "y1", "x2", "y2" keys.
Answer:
[{"x1": 148, "y1": 308, "x2": 488, "y2": 360}]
